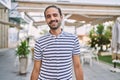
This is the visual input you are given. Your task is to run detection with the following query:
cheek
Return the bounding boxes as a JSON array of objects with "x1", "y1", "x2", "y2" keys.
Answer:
[{"x1": 46, "y1": 19, "x2": 50, "y2": 24}]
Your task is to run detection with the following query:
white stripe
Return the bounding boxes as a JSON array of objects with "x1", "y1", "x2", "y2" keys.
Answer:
[{"x1": 34, "y1": 31, "x2": 80, "y2": 79}]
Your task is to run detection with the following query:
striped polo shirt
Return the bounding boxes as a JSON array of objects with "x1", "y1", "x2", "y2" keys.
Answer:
[{"x1": 34, "y1": 31, "x2": 80, "y2": 80}]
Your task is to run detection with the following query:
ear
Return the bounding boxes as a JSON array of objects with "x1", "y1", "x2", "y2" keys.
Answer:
[
  {"x1": 45, "y1": 19, "x2": 47, "y2": 23},
  {"x1": 61, "y1": 15, "x2": 63, "y2": 19}
]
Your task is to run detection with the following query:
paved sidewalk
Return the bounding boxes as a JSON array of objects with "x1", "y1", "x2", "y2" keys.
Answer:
[
  {"x1": 82, "y1": 61, "x2": 120, "y2": 80},
  {"x1": 0, "y1": 48, "x2": 120, "y2": 80},
  {"x1": 0, "y1": 48, "x2": 33, "y2": 80}
]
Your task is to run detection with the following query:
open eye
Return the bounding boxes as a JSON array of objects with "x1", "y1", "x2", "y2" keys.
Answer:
[
  {"x1": 46, "y1": 15, "x2": 51, "y2": 18},
  {"x1": 53, "y1": 13, "x2": 58, "y2": 17}
]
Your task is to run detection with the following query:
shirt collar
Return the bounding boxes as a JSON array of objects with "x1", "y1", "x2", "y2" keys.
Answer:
[{"x1": 48, "y1": 29, "x2": 64, "y2": 38}]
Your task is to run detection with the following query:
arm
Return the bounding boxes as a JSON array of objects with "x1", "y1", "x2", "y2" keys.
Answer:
[
  {"x1": 73, "y1": 55, "x2": 84, "y2": 80},
  {"x1": 30, "y1": 60, "x2": 42, "y2": 80}
]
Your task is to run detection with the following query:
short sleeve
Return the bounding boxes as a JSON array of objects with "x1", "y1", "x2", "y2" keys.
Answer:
[
  {"x1": 72, "y1": 36, "x2": 80, "y2": 55},
  {"x1": 34, "y1": 40, "x2": 42, "y2": 60}
]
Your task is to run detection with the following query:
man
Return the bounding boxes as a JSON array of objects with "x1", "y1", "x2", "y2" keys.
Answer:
[{"x1": 31, "y1": 5, "x2": 83, "y2": 80}]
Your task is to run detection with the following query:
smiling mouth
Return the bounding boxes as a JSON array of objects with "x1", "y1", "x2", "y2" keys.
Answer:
[
  {"x1": 51, "y1": 22, "x2": 57, "y2": 25},
  {"x1": 49, "y1": 20, "x2": 58, "y2": 24}
]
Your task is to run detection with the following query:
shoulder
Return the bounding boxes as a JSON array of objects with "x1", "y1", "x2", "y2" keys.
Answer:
[
  {"x1": 62, "y1": 31, "x2": 78, "y2": 39},
  {"x1": 35, "y1": 33, "x2": 49, "y2": 43}
]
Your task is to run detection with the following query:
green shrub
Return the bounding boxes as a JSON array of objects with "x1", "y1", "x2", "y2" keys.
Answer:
[{"x1": 16, "y1": 40, "x2": 30, "y2": 57}]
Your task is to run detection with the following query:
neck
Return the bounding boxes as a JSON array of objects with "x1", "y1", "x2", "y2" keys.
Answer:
[{"x1": 50, "y1": 27, "x2": 62, "y2": 36}]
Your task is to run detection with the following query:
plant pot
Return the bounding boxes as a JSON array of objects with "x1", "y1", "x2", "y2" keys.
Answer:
[{"x1": 19, "y1": 57, "x2": 28, "y2": 75}]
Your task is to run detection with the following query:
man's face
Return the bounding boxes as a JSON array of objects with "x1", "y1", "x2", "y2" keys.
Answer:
[{"x1": 45, "y1": 7, "x2": 63, "y2": 30}]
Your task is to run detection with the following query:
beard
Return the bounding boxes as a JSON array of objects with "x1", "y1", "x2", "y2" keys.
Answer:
[{"x1": 48, "y1": 20, "x2": 62, "y2": 30}]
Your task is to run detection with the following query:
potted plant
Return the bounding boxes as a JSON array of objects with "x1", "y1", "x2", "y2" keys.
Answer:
[{"x1": 16, "y1": 40, "x2": 30, "y2": 74}]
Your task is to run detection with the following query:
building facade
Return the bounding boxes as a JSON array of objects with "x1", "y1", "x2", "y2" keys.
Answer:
[{"x1": 0, "y1": 0, "x2": 11, "y2": 48}]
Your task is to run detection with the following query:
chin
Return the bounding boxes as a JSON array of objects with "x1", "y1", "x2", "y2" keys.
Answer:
[{"x1": 50, "y1": 26, "x2": 59, "y2": 30}]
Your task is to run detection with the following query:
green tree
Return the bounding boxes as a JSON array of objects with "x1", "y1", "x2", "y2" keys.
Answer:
[
  {"x1": 89, "y1": 28, "x2": 98, "y2": 48},
  {"x1": 96, "y1": 24, "x2": 104, "y2": 51},
  {"x1": 89, "y1": 24, "x2": 111, "y2": 52}
]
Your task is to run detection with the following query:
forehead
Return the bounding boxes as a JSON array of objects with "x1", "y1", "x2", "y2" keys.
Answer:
[{"x1": 45, "y1": 7, "x2": 59, "y2": 15}]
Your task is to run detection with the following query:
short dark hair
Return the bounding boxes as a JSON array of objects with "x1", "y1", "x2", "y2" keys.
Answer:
[{"x1": 44, "y1": 5, "x2": 62, "y2": 17}]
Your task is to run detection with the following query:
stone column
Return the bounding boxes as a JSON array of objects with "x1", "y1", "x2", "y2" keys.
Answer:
[
  {"x1": 0, "y1": 9, "x2": 2, "y2": 48},
  {"x1": 0, "y1": 9, "x2": 9, "y2": 48}
]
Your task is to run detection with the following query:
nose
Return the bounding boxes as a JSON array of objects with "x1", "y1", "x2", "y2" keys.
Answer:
[{"x1": 50, "y1": 15, "x2": 55, "y2": 20}]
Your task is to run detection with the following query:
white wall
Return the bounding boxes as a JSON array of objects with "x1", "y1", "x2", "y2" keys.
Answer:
[{"x1": 0, "y1": 0, "x2": 11, "y2": 9}]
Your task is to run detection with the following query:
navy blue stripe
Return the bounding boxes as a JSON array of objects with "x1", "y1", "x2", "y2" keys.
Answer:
[{"x1": 34, "y1": 31, "x2": 80, "y2": 79}]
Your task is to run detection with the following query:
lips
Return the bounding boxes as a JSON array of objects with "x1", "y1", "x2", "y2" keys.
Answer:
[{"x1": 49, "y1": 20, "x2": 58, "y2": 24}]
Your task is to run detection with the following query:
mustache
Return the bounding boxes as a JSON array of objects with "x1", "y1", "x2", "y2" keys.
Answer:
[{"x1": 49, "y1": 20, "x2": 58, "y2": 24}]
